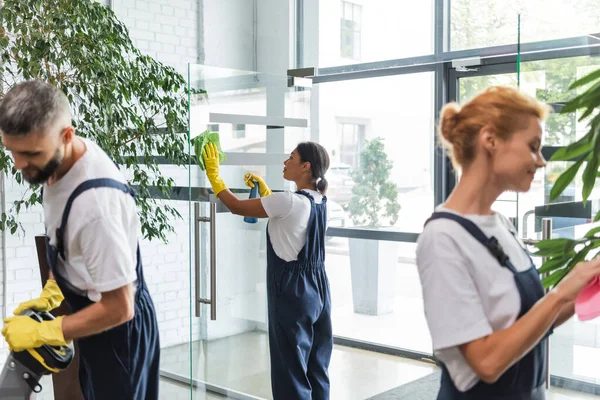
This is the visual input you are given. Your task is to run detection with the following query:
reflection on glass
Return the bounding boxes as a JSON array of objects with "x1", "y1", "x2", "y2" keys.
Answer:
[
  {"x1": 318, "y1": 72, "x2": 435, "y2": 232},
  {"x1": 451, "y1": 0, "x2": 600, "y2": 50}
]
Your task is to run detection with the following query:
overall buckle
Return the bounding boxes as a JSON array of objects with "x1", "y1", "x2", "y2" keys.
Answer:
[{"x1": 487, "y1": 236, "x2": 509, "y2": 265}]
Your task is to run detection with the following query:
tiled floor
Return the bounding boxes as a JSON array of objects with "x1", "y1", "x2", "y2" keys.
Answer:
[
  {"x1": 27, "y1": 331, "x2": 600, "y2": 399},
  {"x1": 159, "y1": 331, "x2": 600, "y2": 400},
  {"x1": 160, "y1": 331, "x2": 439, "y2": 400}
]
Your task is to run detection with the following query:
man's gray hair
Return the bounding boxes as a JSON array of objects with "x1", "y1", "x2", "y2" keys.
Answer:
[{"x1": 0, "y1": 80, "x2": 72, "y2": 136}]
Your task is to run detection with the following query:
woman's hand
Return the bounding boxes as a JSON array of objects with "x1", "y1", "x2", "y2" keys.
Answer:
[
  {"x1": 553, "y1": 258, "x2": 600, "y2": 303},
  {"x1": 202, "y1": 143, "x2": 227, "y2": 195},
  {"x1": 244, "y1": 173, "x2": 272, "y2": 197}
]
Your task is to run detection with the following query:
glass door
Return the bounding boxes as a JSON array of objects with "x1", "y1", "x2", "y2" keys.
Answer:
[
  {"x1": 450, "y1": 54, "x2": 600, "y2": 390},
  {"x1": 158, "y1": 65, "x2": 312, "y2": 400}
]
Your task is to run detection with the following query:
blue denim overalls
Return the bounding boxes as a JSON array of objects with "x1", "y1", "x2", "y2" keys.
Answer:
[
  {"x1": 425, "y1": 212, "x2": 552, "y2": 400},
  {"x1": 266, "y1": 190, "x2": 333, "y2": 399},
  {"x1": 45, "y1": 178, "x2": 160, "y2": 400}
]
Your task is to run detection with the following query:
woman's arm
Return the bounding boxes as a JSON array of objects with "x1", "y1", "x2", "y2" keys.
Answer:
[
  {"x1": 458, "y1": 290, "x2": 564, "y2": 383},
  {"x1": 202, "y1": 144, "x2": 270, "y2": 218},
  {"x1": 217, "y1": 190, "x2": 268, "y2": 218},
  {"x1": 554, "y1": 301, "x2": 575, "y2": 328},
  {"x1": 460, "y1": 260, "x2": 600, "y2": 384},
  {"x1": 418, "y1": 226, "x2": 600, "y2": 386}
]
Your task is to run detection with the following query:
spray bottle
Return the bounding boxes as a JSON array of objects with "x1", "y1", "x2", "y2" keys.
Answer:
[{"x1": 243, "y1": 181, "x2": 259, "y2": 223}]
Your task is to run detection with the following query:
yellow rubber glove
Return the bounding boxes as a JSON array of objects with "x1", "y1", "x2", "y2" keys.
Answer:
[
  {"x1": 244, "y1": 173, "x2": 272, "y2": 197},
  {"x1": 13, "y1": 279, "x2": 64, "y2": 316},
  {"x1": 2, "y1": 315, "x2": 67, "y2": 351},
  {"x1": 202, "y1": 143, "x2": 227, "y2": 196}
]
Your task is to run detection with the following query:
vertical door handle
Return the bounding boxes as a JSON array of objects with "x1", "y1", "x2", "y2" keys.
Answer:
[
  {"x1": 194, "y1": 202, "x2": 217, "y2": 320},
  {"x1": 541, "y1": 218, "x2": 552, "y2": 390}
]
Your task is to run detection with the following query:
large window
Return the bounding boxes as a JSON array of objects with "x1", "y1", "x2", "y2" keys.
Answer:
[
  {"x1": 319, "y1": 73, "x2": 435, "y2": 232},
  {"x1": 302, "y1": 0, "x2": 600, "y2": 395}
]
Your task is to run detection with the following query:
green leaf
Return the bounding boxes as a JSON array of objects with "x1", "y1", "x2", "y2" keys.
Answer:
[
  {"x1": 537, "y1": 252, "x2": 574, "y2": 274},
  {"x1": 582, "y1": 155, "x2": 600, "y2": 204},
  {"x1": 542, "y1": 268, "x2": 569, "y2": 288},
  {"x1": 532, "y1": 238, "x2": 578, "y2": 257},
  {"x1": 585, "y1": 226, "x2": 600, "y2": 238},
  {"x1": 550, "y1": 139, "x2": 591, "y2": 162},
  {"x1": 533, "y1": 238, "x2": 576, "y2": 250},
  {"x1": 549, "y1": 155, "x2": 586, "y2": 201},
  {"x1": 568, "y1": 67, "x2": 600, "y2": 91}
]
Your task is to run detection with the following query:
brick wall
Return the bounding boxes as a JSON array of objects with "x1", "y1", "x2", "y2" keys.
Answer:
[{"x1": 113, "y1": 0, "x2": 198, "y2": 75}]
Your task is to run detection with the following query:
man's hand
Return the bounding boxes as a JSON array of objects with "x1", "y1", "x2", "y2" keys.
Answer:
[
  {"x1": 2, "y1": 315, "x2": 67, "y2": 351},
  {"x1": 13, "y1": 279, "x2": 64, "y2": 315}
]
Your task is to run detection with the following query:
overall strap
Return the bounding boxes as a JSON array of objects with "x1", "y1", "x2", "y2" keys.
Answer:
[
  {"x1": 296, "y1": 189, "x2": 314, "y2": 201},
  {"x1": 425, "y1": 211, "x2": 517, "y2": 273},
  {"x1": 56, "y1": 178, "x2": 136, "y2": 259},
  {"x1": 294, "y1": 190, "x2": 327, "y2": 264},
  {"x1": 296, "y1": 189, "x2": 328, "y2": 204}
]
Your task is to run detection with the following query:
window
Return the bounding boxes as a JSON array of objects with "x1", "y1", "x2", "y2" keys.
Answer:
[
  {"x1": 314, "y1": 0, "x2": 434, "y2": 69},
  {"x1": 340, "y1": 1, "x2": 361, "y2": 59},
  {"x1": 319, "y1": 72, "x2": 435, "y2": 232},
  {"x1": 338, "y1": 122, "x2": 365, "y2": 168},
  {"x1": 451, "y1": 0, "x2": 600, "y2": 50}
]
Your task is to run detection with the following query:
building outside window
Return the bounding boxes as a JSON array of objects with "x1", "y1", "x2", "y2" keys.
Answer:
[{"x1": 340, "y1": 1, "x2": 361, "y2": 59}]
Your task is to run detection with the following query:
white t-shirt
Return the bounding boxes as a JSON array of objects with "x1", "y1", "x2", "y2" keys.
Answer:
[
  {"x1": 43, "y1": 137, "x2": 139, "y2": 302},
  {"x1": 261, "y1": 189, "x2": 327, "y2": 262},
  {"x1": 415, "y1": 207, "x2": 533, "y2": 392}
]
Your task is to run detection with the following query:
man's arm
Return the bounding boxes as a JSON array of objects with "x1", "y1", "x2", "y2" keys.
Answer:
[
  {"x1": 61, "y1": 284, "x2": 134, "y2": 341},
  {"x1": 62, "y1": 210, "x2": 138, "y2": 339}
]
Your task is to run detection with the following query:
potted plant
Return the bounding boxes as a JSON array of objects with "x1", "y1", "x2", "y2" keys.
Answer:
[
  {"x1": 346, "y1": 137, "x2": 401, "y2": 315},
  {"x1": 534, "y1": 67, "x2": 600, "y2": 287},
  {"x1": 0, "y1": 0, "x2": 204, "y2": 242}
]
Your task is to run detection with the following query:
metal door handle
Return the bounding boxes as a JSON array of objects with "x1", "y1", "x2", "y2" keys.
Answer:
[{"x1": 194, "y1": 202, "x2": 217, "y2": 320}]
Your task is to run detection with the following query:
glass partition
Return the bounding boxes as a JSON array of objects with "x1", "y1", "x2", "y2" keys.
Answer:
[{"x1": 150, "y1": 65, "x2": 313, "y2": 399}]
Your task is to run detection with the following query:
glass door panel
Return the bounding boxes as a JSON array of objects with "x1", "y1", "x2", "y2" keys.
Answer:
[{"x1": 161, "y1": 65, "x2": 312, "y2": 400}]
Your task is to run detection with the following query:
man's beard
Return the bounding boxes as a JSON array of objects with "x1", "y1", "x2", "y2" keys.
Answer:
[{"x1": 23, "y1": 150, "x2": 63, "y2": 185}]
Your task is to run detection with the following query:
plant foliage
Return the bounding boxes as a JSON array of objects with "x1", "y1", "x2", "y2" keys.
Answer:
[
  {"x1": 535, "y1": 67, "x2": 600, "y2": 287},
  {"x1": 0, "y1": 0, "x2": 205, "y2": 242},
  {"x1": 347, "y1": 137, "x2": 401, "y2": 227}
]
